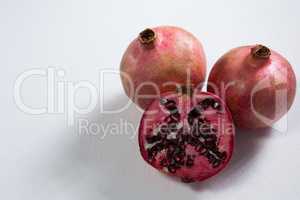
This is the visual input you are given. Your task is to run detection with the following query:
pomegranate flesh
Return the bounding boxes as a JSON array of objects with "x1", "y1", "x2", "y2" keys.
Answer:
[
  {"x1": 120, "y1": 26, "x2": 206, "y2": 109},
  {"x1": 208, "y1": 45, "x2": 297, "y2": 129},
  {"x1": 138, "y1": 91, "x2": 235, "y2": 182}
]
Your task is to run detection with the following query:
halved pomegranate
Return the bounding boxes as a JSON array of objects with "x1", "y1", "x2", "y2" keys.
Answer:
[{"x1": 138, "y1": 90, "x2": 235, "y2": 182}]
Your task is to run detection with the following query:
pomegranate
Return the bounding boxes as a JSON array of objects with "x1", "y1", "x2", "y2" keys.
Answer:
[
  {"x1": 120, "y1": 26, "x2": 206, "y2": 109},
  {"x1": 138, "y1": 89, "x2": 234, "y2": 182},
  {"x1": 208, "y1": 45, "x2": 297, "y2": 129}
]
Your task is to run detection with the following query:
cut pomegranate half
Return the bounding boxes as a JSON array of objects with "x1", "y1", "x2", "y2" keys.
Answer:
[{"x1": 138, "y1": 91, "x2": 235, "y2": 183}]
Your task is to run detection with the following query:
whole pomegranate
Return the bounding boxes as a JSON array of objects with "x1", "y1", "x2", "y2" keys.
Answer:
[
  {"x1": 138, "y1": 89, "x2": 235, "y2": 182},
  {"x1": 208, "y1": 45, "x2": 296, "y2": 129},
  {"x1": 120, "y1": 26, "x2": 206, "y2": 109}
]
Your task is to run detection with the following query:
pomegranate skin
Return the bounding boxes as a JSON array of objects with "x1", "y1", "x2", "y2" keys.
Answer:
[
  {"x1": 120, "y1": 26, "x2": 206, "y2": 110},
  {"x1": 207, "y1": 45, "x2": 297, "y2": 129},
  {"x1": 138, "y1": 91, "x2": 235, "y2": 182}
]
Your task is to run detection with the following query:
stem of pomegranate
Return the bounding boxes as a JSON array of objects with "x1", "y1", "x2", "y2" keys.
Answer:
[
  {"x1": 251, "y1": 44, "x2": 271, "y2": 59},
  {"x1": 139, "y1": 28, "x2": 156, "y2": 44}
]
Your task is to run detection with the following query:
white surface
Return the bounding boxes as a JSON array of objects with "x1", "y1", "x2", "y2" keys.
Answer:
[{"x1": 1, "y1": 0, "x2": 300, "y2": 199}]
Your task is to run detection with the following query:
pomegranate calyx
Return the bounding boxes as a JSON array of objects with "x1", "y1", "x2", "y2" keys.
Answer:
[
  {"x1": 139, "y1": 28, "x2": 156, "y2": 44},
  {"x1": 251, "y1": 44, "x2": 271, "y2": 59}
]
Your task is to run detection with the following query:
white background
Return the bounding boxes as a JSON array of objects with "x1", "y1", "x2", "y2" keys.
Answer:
[{"x1": 1, "y1": 0, "x2": 300, "y2": 199}]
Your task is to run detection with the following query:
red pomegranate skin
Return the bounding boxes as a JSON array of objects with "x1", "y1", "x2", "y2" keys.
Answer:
[
  {"x1": 207, "y1": 45, "x2": 296, "y2": 129},
  {"x1": 120, "y1": 26, "x2": 206, "y2": 110},
  {"x1": 138, "y1": 91, "x2": 234, "y2": 182}
]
